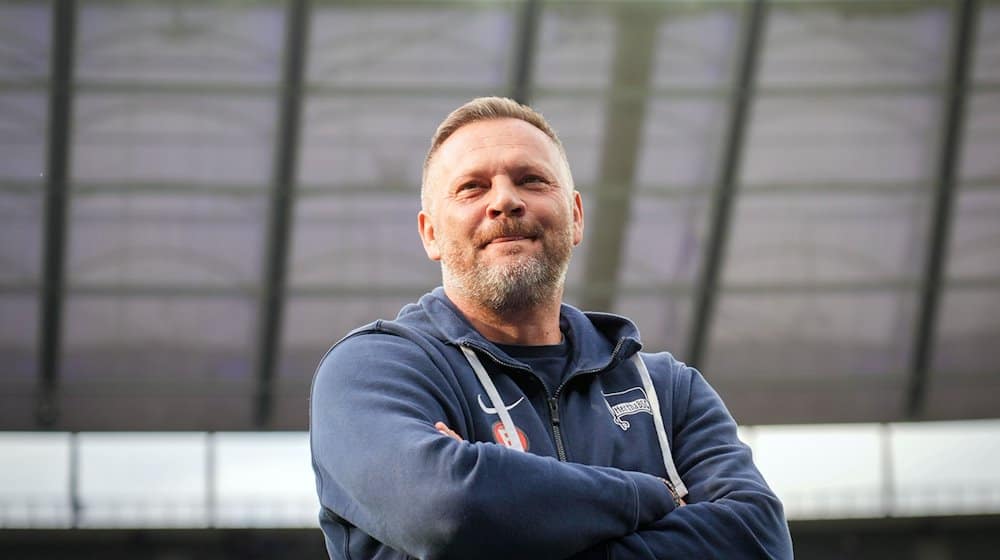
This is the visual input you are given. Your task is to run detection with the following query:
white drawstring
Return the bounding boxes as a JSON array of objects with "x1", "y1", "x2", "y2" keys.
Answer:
[
  {"x1": 461, "y1": 346, "x2": 525, "y2": 452},
  {"x1": 459, "y1": 345, "x2": 687, "y2": 498},
  {"x1": 633, "y1": 354, "x2": 688, "y2": 498}
]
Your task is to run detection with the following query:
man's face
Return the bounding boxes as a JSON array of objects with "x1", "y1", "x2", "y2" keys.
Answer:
[{"x1": 418, "y1": 118, "x2": 584, "y2": 311}]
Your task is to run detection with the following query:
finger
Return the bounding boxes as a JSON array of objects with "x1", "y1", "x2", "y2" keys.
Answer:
[{"x1": 434, "y1": 422, "x2": 464, "y2": 441}]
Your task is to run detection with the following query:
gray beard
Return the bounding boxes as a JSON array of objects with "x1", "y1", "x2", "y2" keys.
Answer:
[
  {"x1": 444, "y1": 252, "x2": 567, "y2": 313},
  {"x1": 441, "y1": 223, "x2": 574, "y2": 314}
]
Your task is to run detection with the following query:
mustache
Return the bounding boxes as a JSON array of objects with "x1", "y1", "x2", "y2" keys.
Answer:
[{"x1": 474, "y1": 220, "x2": 545, "y2": 248}]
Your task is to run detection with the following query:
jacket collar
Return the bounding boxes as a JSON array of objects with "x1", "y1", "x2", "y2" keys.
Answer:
[{"x1": 406, "y1": 287, "x2": 643, "y2": 375}]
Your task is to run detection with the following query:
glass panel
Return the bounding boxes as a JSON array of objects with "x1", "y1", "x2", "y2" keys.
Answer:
[
  {"x1": 66, "y1": 194, "x2": 265, "y2": 287},
  {"x1": 758, "y1": 5, "x2": 949, "y2": 87},
  {"x1": 933, "y1": 287, "x2": 1000, "y2": 377},
  {"x1": 0, "y1": 1, "x2": 50, "y2": 81},
  {"x1": 76, "y1": 2, "x2": 283, "y2": 84},
  {"x1": 649, "y1": 6, "x2": 741, "y2": 90},
  {"x1": 621, "y1": 195, "x2": 708, "y2": 288},
  {"x1": 307, "y1": 4, "x2": 514, "y2": 88},
  {"x1": 635, "y1": 99, "x2": 729, "y2": 192},
  {"x1": 742, "y1": 94, "x2": 940, "y2": 185},
  {"x1": 0, "y1": 192, "x2": 42, "y2": 429},
  {"x1": 929, "y1": 188, "x2": 1000, "y2": 417},
  {"x1": 960, "y1": 94, "x2": 1000, "y2": 182},
  {"x1": 714, "y1": 371, "x2": 904, "y2": 425},
  {"x1": 612, "y1": 294, "x2": 693, "y2": 362},
  {"x1": 0, "y1": 191, "x2": 41, "y2": 282},
  {"x1": 944, "y1": 188, "x2": 1000, "y2": 280},
  {"x1": 0, "y1": 295, "x2": 37, "y2": 429},
  {"x1": 78, "y1": 433, "x2": 206, "y2": 527},
  {"x1": 215, "y1": 432, "x2": 317, "y2": 528},
  {"x1": 297, "y1": 95, "x2": 468, "y2": 190},
  {"x1": 0, "y1": 2, "x2": 49, "y2": 433},
  {"x1": 0, "y1": 93, "x2": 48, "y2": 182},
  {"x1": 708, "y1": 188, "x2": 926, "y2": 420},
  {"x1": 72, "y1": 94, "x2": 276, "y2": 186},
  {"x1": 60, "y1": 295, "x2": 256, "y2": 430},
  {"x1": 0, "y1": 432, "x2": 70, "y2": 528},
  {"x1": 535, "y1": 5, "x2": 616, "y2": 90},
  {"x1": 973, "y1": 3, "x2": 1000, "y2": 83},
  {"x1": 532, "y1": 95, "x2": 607, "y2": 189},
  {"x1": 723, "y1": 192, "x2": 927, "y2": 285},
  {"x1": 278, "y1": 295, "x2": 420, "y2": 380},
  {"x1": 708, "y1": 291, "x2": 916, "y2": 378},
  {"x1": 288, "y1": 195, "x2": 436, "y2": 289},
  {"x1": 724, "y1": 288, "x2": 913, "y2": 376}
]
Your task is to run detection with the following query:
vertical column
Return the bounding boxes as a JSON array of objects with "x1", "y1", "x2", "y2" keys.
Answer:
[
  {"x1": 69, "y1": 431, "x2": 81, "y2": 528},
  {"x1": 509, "y1": 0, "x2": 541, "y2": 105},
  {"x1": 37, "y1": 0, "x2": 77, "y2": 428},
  {"x1": 906, "y1": 0, "x2": 978, "y2": 419},
  {"x1": 685, "y1": 0, "x2": 766, "y2": 369},
  {"x1": 254, "y1": 0, "x2": 310, "y2": 428}
]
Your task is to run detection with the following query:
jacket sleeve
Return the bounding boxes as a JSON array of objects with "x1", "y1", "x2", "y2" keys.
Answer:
[
  {"x1": 310, "y1": 332, "x2": 676, "y2": 560},
  {"x1": 577, "y1": 361, "x2": 793, "y2": 560}
]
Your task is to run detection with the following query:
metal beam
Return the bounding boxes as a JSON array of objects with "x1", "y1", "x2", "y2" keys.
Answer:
[
  {"x1": 253, "y1": 0, "x2": 310, "y2": 429},
  {"x1": 579, "y1": 4, "x2": 659, "y2": 311},
  {"x1": 508, "y1": 0, "x2": 541, "y2": 104},
  {"x1": 37, "y1": 0, "x2": 77, "y2": 429},
  {"x1": 906, "y1": 0, "x2": 978, "y2": 420},
  {"x1": 685, "y1": 0, "x2": 766, "y2": 369},
  {"x1": 9, "y1": 175, "x2": 1000, "y2": 198},
  {"x1": 7, "y1": 273, "x2": 1000, "y2": 300},
  {"x1": 69, "y1": 431, "x2": 80, "y2": 528},
  {"x1": 12, "y1": 77, "x2": 993, "y2": 99}
]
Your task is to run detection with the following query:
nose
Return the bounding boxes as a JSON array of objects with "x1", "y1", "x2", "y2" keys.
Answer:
[{"x1": 487, "y1": 176, "x2": 525, "y2": 219}]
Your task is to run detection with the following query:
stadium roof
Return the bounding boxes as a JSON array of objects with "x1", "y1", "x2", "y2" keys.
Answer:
[{"x1": 1, "y1": 0, "x2": 998, "y2": 430}]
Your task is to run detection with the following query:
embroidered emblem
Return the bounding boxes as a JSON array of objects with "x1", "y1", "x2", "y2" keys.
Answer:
[
  {"x1": 602, "y1": 387, "x2": 653, "y2": 431},
  {"x1": 492, "y1": 422, "x2": 529, "y2": 450},
  {"x1": 477, "y1": 394, "x2": 525, "y2": 415}
]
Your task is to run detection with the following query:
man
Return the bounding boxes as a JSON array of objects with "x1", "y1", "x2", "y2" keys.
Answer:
[{"x1": 310, "y1": 97, "x2": 792, "y2": 559}]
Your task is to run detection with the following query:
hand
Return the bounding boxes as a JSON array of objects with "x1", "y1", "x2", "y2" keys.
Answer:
[
  {"x1": 661, "y1": 478, "x2": 687, "y2": 507},
  {"x1": 435, "y1": 421, "x2": 465, "y2": 442}
]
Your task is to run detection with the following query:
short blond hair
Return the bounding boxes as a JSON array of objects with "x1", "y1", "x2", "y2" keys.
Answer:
[{"x1": 421, "y1": 97, "x2": 571, "y2": 210}]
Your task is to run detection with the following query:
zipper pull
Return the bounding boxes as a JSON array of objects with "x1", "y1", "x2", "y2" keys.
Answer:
[{"x1": 548, "y1": 398, "x2": 560, "y2": 426}]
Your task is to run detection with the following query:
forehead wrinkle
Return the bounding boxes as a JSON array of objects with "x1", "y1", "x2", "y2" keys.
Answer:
[
  {"x1": 441, "y1": 142, "x2": 563, "y2": 178},
  {"x1": 425, "y1": 119, "x2": 574, "y2": 207}
]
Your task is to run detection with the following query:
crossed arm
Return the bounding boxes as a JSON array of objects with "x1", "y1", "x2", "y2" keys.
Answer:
[
  {"x1": 311, "y1": 334, "x2": 791, "y2": 559},
  {"x1": 434, "y1": 421, "x2": 688, "y2": 508}
]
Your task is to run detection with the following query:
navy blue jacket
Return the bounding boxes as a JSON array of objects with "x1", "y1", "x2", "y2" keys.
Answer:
[{"x1": 310, "y1": 288, "x2": 792, "y2": 559}]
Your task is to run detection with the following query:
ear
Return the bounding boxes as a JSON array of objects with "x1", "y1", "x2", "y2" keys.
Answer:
[
  {"x1": 572, "y1": 190, "x2": 584, "y2": 246},
  {"x1": 418, "y1": 210, "x2": 442, "y2": 261}
]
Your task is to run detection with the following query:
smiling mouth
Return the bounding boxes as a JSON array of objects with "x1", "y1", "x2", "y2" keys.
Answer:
[{"x1": 489, "y1": 236, "x2": 531, "y2": 244}]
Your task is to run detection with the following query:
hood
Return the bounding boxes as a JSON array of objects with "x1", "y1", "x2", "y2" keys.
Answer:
[{"x1": 395, "y1": 287, "x2": 644, "y2": 375}]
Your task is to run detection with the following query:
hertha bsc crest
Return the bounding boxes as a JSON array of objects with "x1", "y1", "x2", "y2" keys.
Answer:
[
  {"x1": 602, "y1": 387, "x2": 653, "y2": 431},
  {"x1": 492, "y1": 422, "x2": 529, "y2": 450}
]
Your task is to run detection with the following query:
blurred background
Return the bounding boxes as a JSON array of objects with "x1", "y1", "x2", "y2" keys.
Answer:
[{"x1": 1, "y1": 0, "x2": 999, "y2": 557}]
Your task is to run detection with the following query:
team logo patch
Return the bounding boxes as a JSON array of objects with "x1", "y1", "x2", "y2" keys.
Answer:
[
  {"x1": 602, "y1": 387, "x2": 653, "y2": 431},
  {"x1": 492, "y1": 422, "x2": 529, "y2": 450}
]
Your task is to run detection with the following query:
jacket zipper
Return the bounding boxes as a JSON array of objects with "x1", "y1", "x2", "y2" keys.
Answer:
[
  {"x1": 545, "y1": 339, "x2": 628, "y2": 463},
  {"x1": 547, "y1": 397, "x2": 568, "y2": 462},
  {"x1": 463, "y1": 338, "x2": 632, "y2": 464}
]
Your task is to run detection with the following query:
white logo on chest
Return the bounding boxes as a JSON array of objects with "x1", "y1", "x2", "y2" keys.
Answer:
[
  {"x1": 602, "y1": 387, "x2": 653, "y2": 431},
  {"x1": 477, "y1": 394, "x2": 525, "y2": 415}
]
